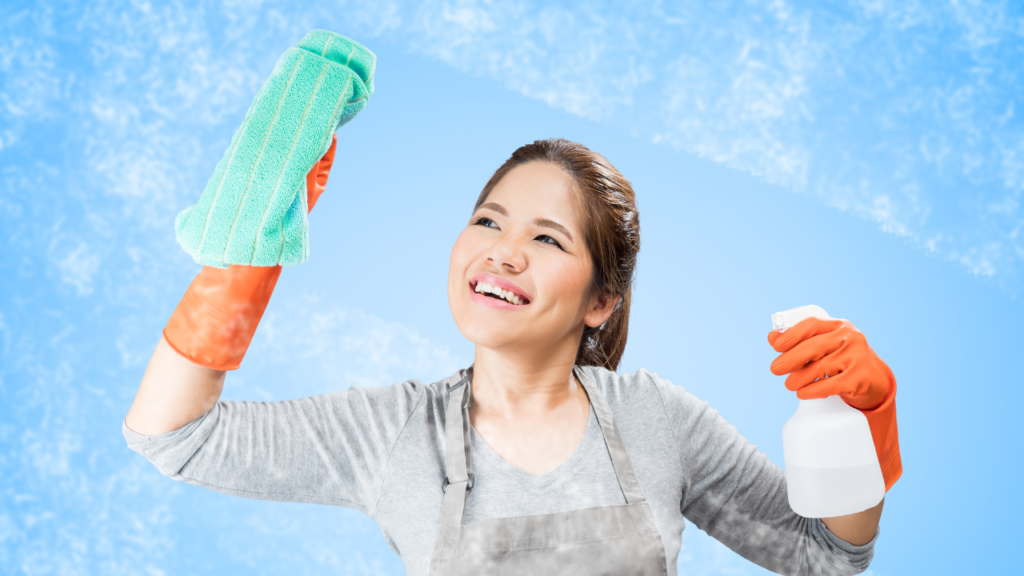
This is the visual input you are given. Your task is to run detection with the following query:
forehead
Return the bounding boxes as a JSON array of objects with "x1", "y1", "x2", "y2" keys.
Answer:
[{"x1": 485, "y1": 162, "x2": 580, "y2": 224}]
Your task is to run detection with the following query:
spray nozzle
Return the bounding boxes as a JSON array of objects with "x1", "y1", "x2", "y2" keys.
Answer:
[{"x1": 771, "y1": 305, "x2": 831, "y2": 332}]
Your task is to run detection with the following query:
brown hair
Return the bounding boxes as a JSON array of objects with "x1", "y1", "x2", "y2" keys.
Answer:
[{"x1": 474, "y1": 138, "x2": 640, "y2": 371}]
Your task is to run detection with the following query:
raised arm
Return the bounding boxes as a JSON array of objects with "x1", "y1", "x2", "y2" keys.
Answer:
[
  {"x1": 124, "y1": 376, "x2": 424, "y2": 510},
  {"x1": 126, "y1": 29, "x2": 377, "y2": 435},
  {"x1": 125, "y1": 334, "x2": 227, "y2": 435},
  {"x1": 124, "y1": 134, "x2": 337, "y2": 436},
  {"x1": 121, "y1": 133, "x2": 415, "y2": 511}
]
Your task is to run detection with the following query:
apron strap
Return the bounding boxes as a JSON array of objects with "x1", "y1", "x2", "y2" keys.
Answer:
[
  {"x1": 439, "y1": 366, "x2": 648, "y2": 526},
  {"x1": 440, "y1": 370, "x2": 473, "y2": 526},
  {"x1": 575, "y1": 367, "x2": 647, "y2": 505}
]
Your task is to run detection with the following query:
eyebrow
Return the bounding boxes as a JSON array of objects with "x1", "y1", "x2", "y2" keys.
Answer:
[
  {"x1": 478, "y1": 202, "x2": 574, "y2": 242},
  {"x1": 534, "y1": 218, "x2": 574, "y2": 242},
  {"x1": 479, "y1": 202, "x2": 508, "y2": 216}
]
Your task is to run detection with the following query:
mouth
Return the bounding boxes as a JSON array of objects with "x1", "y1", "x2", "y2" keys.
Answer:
[{"x1": 469, "y1": 275, "x2": 531, "y2": 307}]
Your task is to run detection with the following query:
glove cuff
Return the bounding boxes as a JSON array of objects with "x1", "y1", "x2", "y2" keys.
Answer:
[
  {"x1": 856, "y1": 380, "x2": 902, "y2": 492},
  {"x1": 163, "y1": 264, "x2": 283, "y2": 371}
]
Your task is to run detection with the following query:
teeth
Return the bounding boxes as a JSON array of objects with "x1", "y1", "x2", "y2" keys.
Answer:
[{"x1": 473, "y1": 281, "x2": 525, "y2": 305}]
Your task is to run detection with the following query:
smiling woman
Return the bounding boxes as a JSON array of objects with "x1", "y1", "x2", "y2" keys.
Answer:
[
  {"x1": 124, "y1": 132, "x2": 889, "y2": 576},
  {"x1": 454, "y1": 139, "x2": 640, "y2": 371}
]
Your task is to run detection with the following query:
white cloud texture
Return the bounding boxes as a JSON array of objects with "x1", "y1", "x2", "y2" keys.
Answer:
[
  {"x1": 6, "y1": 2, "x2": 1024, "y2": 296},
  {"x1": 238, "y1": 298, "x2": 464, "y2": 401},
  {"x1": 395, "y1": 0, "x2": 1024, "y2": 292}
]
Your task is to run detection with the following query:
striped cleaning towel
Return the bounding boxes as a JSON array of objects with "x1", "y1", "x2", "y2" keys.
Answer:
[{"x1": 174, "y1": 29, "x2": 375, "y2": 268}]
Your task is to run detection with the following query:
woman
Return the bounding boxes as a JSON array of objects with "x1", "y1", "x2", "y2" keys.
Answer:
[{"x1": 125, "y1": 138, "x2": 900, "y2": 575}]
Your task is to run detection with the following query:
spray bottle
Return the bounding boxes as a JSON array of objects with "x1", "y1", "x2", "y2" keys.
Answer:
[{"x1": 772, "y1": 305, "x2": 885, "y2": 518}]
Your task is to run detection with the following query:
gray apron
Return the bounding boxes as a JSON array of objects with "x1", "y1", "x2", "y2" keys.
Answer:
[{"x1": 430, "y1": 367, "x2": 669, "y2": 575}]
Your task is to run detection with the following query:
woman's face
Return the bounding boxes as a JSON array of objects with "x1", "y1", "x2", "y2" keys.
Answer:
[{"x1": 448, "y1": 161, "x2": 616, "y2": 359}]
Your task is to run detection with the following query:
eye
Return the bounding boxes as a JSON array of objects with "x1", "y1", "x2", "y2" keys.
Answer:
[
  {"x1": 536, "y1": 235, "x2": 564, "y2": 250},
  {"x1": 473, "y1": 216, "x2": 498, "y2": 229}
]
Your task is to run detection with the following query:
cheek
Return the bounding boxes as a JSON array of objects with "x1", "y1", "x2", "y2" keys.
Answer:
[
  {"x1": 448, "y1": 229, "x2": 477, "y2": 296},
  {"x1": 539, "y1": 257, "x2": 591, "y2": 309},
  {"x1": 449, "y1": 229, "x2": 474, "y2": 278}
]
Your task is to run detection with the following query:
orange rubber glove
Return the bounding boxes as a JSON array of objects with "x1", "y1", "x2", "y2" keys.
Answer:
[
  {"x1": 163, "y1": 134, "x2": 338, "y2": 371},
  {"x1": 768, "y1": 317, "x2": 903, "y2": 492}
]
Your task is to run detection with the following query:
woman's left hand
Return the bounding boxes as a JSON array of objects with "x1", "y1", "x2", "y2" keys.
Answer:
[{"x1": 767, "y1": 317, "x2": 895, "y2": 411}]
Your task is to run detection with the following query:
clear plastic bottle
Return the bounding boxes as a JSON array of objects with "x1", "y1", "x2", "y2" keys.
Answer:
[{"x1": 772, "y1": 305, "x2": 885, "y2": 518}]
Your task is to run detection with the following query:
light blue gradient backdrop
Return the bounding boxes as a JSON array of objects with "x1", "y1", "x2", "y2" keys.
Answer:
[{"x1": 2, "y1": 1, "x2": 1021, "y2": 574}]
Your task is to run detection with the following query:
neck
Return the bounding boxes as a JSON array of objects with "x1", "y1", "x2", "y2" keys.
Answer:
[{"x1": 470, "y1": 335, "x2": 584, "y2": 418}]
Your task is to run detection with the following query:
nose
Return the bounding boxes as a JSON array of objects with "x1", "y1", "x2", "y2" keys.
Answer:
[{"x1": 486, "y1": 231, "x2": 526, "y2": 272}]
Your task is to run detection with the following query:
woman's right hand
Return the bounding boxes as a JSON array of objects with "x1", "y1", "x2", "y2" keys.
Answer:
[{"x1": 124, "y1": 135, "x2": 339, "y2": 436}]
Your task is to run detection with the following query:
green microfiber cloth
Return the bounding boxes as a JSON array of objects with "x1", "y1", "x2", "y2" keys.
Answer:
[{"x1": 174, "y1": 29, "x2": 375, "y2": 268}]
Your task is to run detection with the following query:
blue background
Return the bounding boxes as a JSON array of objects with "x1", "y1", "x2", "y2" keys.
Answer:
[{"x1": 2, "y1": 1, "x2": 1022, "y2": 574}]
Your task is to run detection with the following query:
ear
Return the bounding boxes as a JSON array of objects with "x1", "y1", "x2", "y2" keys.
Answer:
[{"x1": 583, "y1": 292, "x2": 621, "y2": 329}]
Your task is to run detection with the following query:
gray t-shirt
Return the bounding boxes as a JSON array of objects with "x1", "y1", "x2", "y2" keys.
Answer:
[{"x1": 123, "y1": 365, "x2": 877, "y2": 575}]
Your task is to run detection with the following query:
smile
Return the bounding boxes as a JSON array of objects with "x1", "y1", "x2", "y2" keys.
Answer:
[{"x1": 469, "y1": 274, "x2": 531, "y2": 308}]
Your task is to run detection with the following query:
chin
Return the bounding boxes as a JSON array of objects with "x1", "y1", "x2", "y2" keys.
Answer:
[{"x1": 451, "y1": 306, "x2": 528, "y2": 351}]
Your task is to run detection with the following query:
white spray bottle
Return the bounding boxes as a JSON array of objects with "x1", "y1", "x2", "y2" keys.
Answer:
[{"x1": 772, "y1": 305, "x2": 885, "y2": 518}]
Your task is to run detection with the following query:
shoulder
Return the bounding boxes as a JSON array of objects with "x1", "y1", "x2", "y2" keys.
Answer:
[
  {"x1": 343, "y1": 367, "x2": 483, "y2": 419},
  {"x1": 578, "y1": 365, "x2": 668, "y2": 417},
  {"x1": 579, "y1": 365, "x2": 711, "y2": 423},
  {"x1": 578, "y1": 365, "x2": 685, "y2": 403},
  {"x1": 318, "y1": 377, "x2": 430, "y2": 407},
  {"x1": 367, "y1": 368, "x2": 469, "y2": 418},
  {"x1": 298, "y1": 377, "x2": 439, "y2": 430}
]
